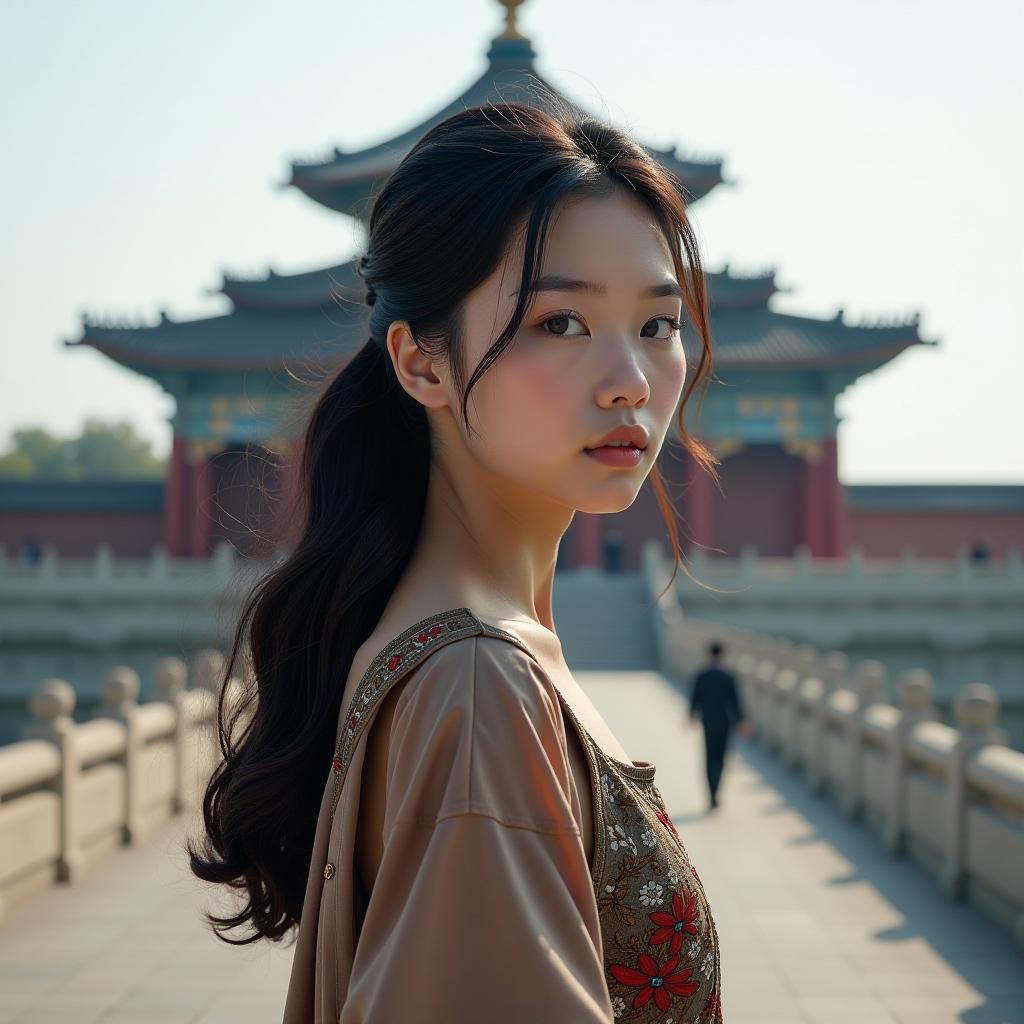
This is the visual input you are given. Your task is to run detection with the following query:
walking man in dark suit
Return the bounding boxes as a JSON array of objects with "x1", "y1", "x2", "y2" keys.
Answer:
[{"x1": 688, "y1": 640, "x2": 751, "y2": 811}]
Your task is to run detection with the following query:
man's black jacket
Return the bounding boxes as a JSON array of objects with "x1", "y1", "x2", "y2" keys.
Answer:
[{"x1": 689, "y1": 665, "x2": 745, "y2": 731}]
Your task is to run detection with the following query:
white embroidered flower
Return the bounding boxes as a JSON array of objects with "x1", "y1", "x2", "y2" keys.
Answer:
[
  {"x1": 640, "y1": 826, "x2": 657, "y2": 848},
  {"x1": 600, "y1": 772, "x2": 617, "y2": 803},
  {"x1": 667, "y1": 866, "x2": 680, "y2": 885},
  {"x1": 699, "y1": 950, "x2": 714, "y2": 979},
  {"x1": 638, "y1": 880, "x2": 664, "y2": 906},
  {"x1": 606, "y1": 822, "x2": 637, "y2": 855},
  {"x1": 687, "y1": 938, "x2": 700, "y2": 959},
  {"x1": 610, "y1": 995, "x2": 627, "y2": 1018}
]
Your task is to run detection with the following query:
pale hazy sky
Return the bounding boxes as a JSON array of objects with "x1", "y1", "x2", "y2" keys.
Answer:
[{"x1": 2, "y1": 0, "x2": 1021, "y2": 481}]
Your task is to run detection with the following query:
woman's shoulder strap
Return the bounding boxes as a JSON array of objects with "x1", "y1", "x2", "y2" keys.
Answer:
[
  {"x1": 330, "y1": 608, "x2": 538, "y2": 795},
  {"x1": 337, "y1": 607, "x2": 540, "y2": 744},
  {"x1": 354, "y1": 607, "x2": 538, "y2": 694}
]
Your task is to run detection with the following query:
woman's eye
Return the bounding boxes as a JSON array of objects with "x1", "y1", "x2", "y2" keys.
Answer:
[
  {"x1": 539, "y1": 311, "x2": 588, "y2": 337},
  {"x1": 538, "y1": 311, "x2": 682, "y2": 340},
  {"x1": 642, "y1": 316, "x2": 683, "y2": 340}
]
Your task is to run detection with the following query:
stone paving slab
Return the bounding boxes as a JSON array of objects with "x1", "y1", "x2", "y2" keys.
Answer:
[{"x1": 0, "y1": 668, "x2": 1021, "y2": 1023}]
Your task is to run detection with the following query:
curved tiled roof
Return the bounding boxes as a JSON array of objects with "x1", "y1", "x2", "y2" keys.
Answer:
[
  {"x1": 286, "y1": 34, "x2": 725, "y2": 217},
  {"x1": 688, "y1": 308, "x2": 932, "y2": 368},
  {"x1": 67, "y1": 295, "x2": 933, "y2": 374},
  {"x1": 216, "y1": 258, "x2": 781, "y2": 313}
]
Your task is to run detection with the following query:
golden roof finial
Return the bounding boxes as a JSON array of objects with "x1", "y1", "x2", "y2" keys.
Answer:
[{"x1": 496, "y1": 0, "x2": 528, "y2": 40}]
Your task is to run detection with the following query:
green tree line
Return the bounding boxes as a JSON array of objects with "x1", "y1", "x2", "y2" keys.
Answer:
[{"x1": 0, "y1": 419, "x2": 167, "y2": 479}]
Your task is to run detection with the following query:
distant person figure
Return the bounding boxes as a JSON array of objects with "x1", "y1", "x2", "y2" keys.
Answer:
[
  {"x1": 20, "y1": 535, "x2": 41, "y2": 565},
  {"x1": 688, "y1": 640, "x2": 751, "y2": 811},
  {"x1": 969, "y1": 541, "x2": 990, "y2": 564},
  {"x1": 602, "y1": 529, "x2": 624, "y2": 573}
]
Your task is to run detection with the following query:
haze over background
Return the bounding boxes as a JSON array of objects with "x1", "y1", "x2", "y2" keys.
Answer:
[{"x1": 2, "y1": 0, "x2": 1021, "y2": 482}]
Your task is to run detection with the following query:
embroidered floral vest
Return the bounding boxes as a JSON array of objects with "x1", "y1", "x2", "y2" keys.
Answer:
[{"x1": 326, "y1": 608, "x2": 724, "y2": 1024}]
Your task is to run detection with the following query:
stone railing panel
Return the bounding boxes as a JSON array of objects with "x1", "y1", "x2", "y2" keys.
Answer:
[
  {"x1": 0, "y1": 649, "x2": 231, "y2": 923},
  {"x1": 0, "y1": 739, "x2": 60, "y2": 798},
  {"x1": 76, "y1": 762, "x2": 125, "y2": 861}
]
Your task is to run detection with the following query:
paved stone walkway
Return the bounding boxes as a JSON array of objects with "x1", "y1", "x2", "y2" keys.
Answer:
[{"x1": 1, "y1": 669, "x2": 1021, "y2": 1023}]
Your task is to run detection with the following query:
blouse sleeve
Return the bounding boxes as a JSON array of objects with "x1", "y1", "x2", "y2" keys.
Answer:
[{"x1": 339, "y1": 634, "x2": 613, "y2": 1023}]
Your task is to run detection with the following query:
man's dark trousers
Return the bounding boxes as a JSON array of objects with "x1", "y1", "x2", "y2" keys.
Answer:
[
  {"x1": 689, "y1": 664, "x2": 744, "y2": 807},
  {"x1": 703, "y1": 720, "x2": 731, "y2": 804}
]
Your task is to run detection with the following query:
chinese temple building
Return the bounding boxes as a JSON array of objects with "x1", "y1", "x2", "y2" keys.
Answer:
[{"x1": 41, "y1": 0, "x2": 969, "y2": 568}]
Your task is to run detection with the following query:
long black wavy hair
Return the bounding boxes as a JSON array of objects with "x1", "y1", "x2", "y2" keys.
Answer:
[{"x1": 187, "y1": 97, "x2": 720, "y2": 944}]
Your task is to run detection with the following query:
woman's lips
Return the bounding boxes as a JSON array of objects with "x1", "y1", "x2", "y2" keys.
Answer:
[{"x1": 583, "y1": 445, "x2": 645, "y2": 467}]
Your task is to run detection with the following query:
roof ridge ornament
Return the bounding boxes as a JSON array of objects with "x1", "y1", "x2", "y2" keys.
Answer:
[{"x1": 496, "y1": 0, "x2": 528, "y2": 41}]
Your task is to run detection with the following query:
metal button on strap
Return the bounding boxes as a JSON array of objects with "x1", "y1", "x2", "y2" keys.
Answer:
[{"x1": 323, "y1": 862, "x2": 335, "y2": 880}]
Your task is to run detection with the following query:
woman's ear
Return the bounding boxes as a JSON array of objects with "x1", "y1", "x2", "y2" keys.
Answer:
[{"x1": 386, "y1": 321, "x2": 447, "y2": 409}]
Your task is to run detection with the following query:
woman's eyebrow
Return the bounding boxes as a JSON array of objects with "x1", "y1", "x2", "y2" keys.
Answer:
[{"x1": 510, "y1": 273, "x2": 683, "y2": 299}]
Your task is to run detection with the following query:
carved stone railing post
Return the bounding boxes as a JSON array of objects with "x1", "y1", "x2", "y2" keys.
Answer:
[
  {"x1": 35, "y1": 544, "x2": 58, "y2": 582},
  {"x1": 843, "y1": 659, "x2": 888, "y2": 819},
  {"x1": 194, "y1": 648, "x2": 227, "y2": 694},
  {"x1": 771, "y1": 638, "x2": 797, "y2": 751},
  {"x1": 153, "y1": 657, "x2": 188, "y2": 814},
  {"x1": 192, "y1": 648, "x2": 230, "y2": 759},
  {"x1": 96, "y1": 666, "x2": 142, "y2": 845},
  {"x1": 790, "y1": 643, "x2": 819, "y2": 768},
  {"x1": 21, "y1": 679, "x2": 82, "y2": 882},
  {"x1": 94, "y1": 542, "x2": 114, "y2": 581},
  {"x1": 807, "y1": 650, "x2": 845, "y2": 795},
  {"x1": 792, "y1": 643, "x2": 821, "y2": 773},
  {"x1": 882, "y1": 668, "x2": 937, "y2": 855},
  {"x1": 772, "y1": 636, "x2": 796, "y2": 671},
  {"x1": 799, "y1": 671, "x2": 828, "y2": 787},
  {"x1": 735, "y1": 652, "x2": 759, "y2": 738},
  {"x1": 754, "y1": 659, "x2": 779, "y2": 752},
  {"x1": 820, "y1": 650, "x2": 849, "y2": 696},
  {"x1": 775, "y1": 666, "x2": 801, "y2": 770},
  {"x1": 940, "y1": 683, "x2": 1009, "y2": 900},
  {"x1": 794, "y1": 644, "x2": 819, "y2": 681},
  {"x1": 149, "y1": 543, "x2": 170, "y2": 582}
]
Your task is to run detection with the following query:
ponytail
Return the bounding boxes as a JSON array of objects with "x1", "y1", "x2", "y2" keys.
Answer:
[{"x1": 186, "y1": 334, "x2": 431, "y2": 943}]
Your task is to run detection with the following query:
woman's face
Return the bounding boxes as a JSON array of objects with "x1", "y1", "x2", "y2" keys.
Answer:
[{"x1": 446, "y1": 187, "x2": 688, "y2": 515}]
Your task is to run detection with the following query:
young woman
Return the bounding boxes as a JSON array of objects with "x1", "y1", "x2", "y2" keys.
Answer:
[{"x1": 189, "y1": 98, "x2": 723, "y2": 1023}]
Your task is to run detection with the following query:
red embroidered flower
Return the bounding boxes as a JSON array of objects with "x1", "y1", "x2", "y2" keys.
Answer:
[
  {"x1": 387, "y1": 653, "x2": 401, "y2": 671},
  {"x1": 349, "y1": 713, "x2": 359, "y2": 728},
  {"x1": 331, "y1": 755, "x2": 343, "y2": 772},
  {"x1": 429, "y1": 624, "x2": 442, "y2": 637},
  {"x1": 610, "y1": 953, "x2": 699, "y2": 1012},
  {"x1": 648, "y1": 887, "x2": 699, "y2": 954},
  {"x1": 417, "y1": 632, "x2": 429, "y2": 643},
  {"x1": 656, "y1": 808, "x2": 680, "y2": 839}
]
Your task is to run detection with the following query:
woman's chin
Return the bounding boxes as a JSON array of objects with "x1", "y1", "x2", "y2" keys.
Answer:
[{"x1": 574, "y1": 488, "x2": 643, "y2": 516}]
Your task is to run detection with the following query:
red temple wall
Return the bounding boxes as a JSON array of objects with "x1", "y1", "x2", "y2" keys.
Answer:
[
  {"x1": 847, "y1": 510, "x2": 1021, "y2": 557},
  {"x1": 709, "y1": 445, "x2": 805, "y2": 557},
  {"x1": 0, "y1": 512, "x2": 162, "y2": 557},
  {"x1": 3, "y1": 506, "x2": 1018, "y2": 562}
]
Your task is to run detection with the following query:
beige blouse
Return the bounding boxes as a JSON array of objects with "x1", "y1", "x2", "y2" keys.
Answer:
[{"x1": 281, "y1": 607, "x2": 723, "y2": 1023}]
